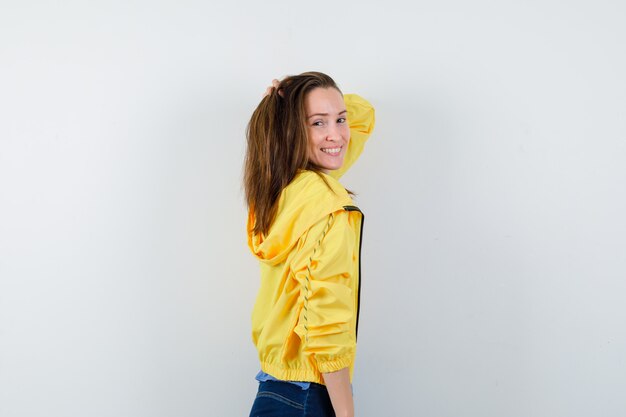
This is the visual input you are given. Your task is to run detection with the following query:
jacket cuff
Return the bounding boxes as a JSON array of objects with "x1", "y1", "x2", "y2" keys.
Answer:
[{"x1": 316, "y1": 354, "x2": 354, "y2": 374}]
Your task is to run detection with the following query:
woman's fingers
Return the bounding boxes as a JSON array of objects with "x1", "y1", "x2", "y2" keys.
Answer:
[{"x1": 263, "y1": 79, "x2": 284, "y2": 98}]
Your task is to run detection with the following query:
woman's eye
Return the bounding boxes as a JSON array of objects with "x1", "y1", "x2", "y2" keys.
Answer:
[
  {"x1": 337, "y1": 118, "x2": 347, "y2": 123},
  {"x1": 312, "y1": 121, "x2": 323, "y2": 126}
]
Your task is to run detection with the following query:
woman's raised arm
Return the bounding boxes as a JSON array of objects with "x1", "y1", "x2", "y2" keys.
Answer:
[{"x1": 328, "y1": 93, "x2": 376, "y2": 180}]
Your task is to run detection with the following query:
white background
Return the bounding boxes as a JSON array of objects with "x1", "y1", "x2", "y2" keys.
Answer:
[{"x1": 1, "y1": 1, "x2": 625, "y2": 416}]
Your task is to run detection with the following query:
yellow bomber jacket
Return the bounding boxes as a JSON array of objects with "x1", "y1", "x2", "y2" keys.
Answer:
[{"x1": 247, "y1": 94, "x2": 375, "y2": 385}]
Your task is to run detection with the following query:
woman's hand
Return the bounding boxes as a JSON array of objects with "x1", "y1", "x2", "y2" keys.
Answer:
[{"x1": 263, "y1": 78, "x2": 283, "y2": 98}]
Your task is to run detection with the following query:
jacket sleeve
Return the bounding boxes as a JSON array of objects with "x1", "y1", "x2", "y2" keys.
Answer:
[
  {"x1": 328, "y1": 93, "x2": 376, "y2": 180},
  {"x1": 291, "y1": 210, "x2": 357, "y2": 373}
]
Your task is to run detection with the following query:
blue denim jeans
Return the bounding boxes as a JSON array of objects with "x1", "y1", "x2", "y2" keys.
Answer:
[{"x1": 249, "y1": 380, "x2": 335, "y2": 417}]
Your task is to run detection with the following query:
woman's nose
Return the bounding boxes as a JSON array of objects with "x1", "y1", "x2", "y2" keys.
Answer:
[{"x1": 326, "y1": 123, "x2": 341, "y2": 140}]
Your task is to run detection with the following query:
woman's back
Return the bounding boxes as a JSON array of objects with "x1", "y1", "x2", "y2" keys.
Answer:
[{"x1": 248, "y1": 170, "x2": 364, "y2": 384}]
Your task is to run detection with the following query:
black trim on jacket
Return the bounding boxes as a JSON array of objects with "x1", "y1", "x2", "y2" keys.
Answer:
[{"x1": 342, "y1": 205, "x2": 364, "y2": 341}]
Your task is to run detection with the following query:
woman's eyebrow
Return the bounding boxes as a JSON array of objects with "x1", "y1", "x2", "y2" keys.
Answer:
[{"x1": 307, "y1": 109, "x2": 347, "y2": 119}]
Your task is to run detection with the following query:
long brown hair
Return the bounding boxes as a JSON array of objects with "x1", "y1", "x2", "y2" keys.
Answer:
[{"x1": 244, "y1": 71, "x2": 343, "y2": 236}]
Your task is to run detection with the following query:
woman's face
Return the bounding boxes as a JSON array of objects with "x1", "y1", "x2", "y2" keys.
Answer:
[{"x1": 304, "y1": 87, "x2": 350, "y2": 173}]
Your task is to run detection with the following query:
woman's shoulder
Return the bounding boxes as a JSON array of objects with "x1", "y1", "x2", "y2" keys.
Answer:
[
  {"x1": 279, "y1": 170, "x2": 354, "y2": 217},
  {"x1": 290, "y1": 170, "x2": 349, "y2": 197}
]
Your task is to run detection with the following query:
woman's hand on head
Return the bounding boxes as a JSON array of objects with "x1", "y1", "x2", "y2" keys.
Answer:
[{"x1": 263, "y1": 78, "x2": 283, "y2": 98}]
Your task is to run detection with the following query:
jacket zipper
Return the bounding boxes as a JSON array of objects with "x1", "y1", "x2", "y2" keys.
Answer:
[{"x1": 343, "y1": 205, "x2": 364, "y2": 341}]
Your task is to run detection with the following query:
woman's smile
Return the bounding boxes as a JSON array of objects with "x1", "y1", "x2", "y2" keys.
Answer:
[{"x1": 320, "y1": 146, "x2": 342, "y2": 155}]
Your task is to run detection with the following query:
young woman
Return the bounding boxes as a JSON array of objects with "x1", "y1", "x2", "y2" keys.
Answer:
[{"x1": 244, "y1": 72, "x2": 375, "y2": 417}]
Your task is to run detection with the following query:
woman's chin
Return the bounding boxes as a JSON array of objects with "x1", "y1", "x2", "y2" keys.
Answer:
[
  {"x1": 321, "y1": 157, "x2": 345, "y2": 171},
  {"x1": 323, "y1": 163, "x2": 343, "y2": 172}
]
